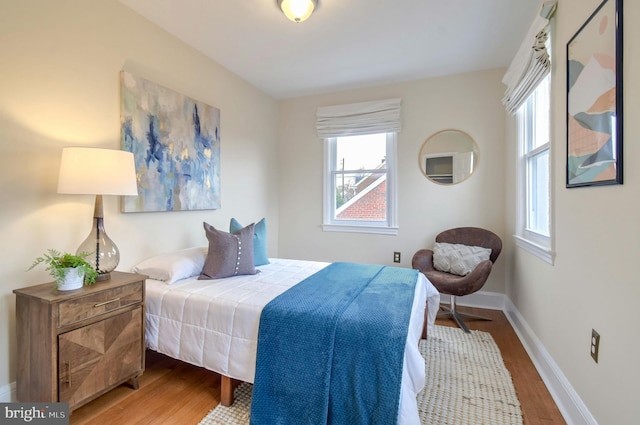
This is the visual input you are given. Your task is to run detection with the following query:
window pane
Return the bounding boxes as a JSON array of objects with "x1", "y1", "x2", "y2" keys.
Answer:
[
  {"x1": 334, "y1": 171, "x2": 386, "y2": 221},
  {"x1": 336, "y1": 134, "x2": 387, "y2": 171},
  {"x1": 527, "y1": 150, "x2": 549, "y2": 236},
  {"x1": 532, "y1": 75, "x2": 550, "y2": 150}
]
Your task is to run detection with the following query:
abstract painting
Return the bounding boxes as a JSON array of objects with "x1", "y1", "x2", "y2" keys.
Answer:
[
  {"x1": 120, "y1": 71, "x2": 221, "y2": 212},
  {"x1": 566, "y1": 0, "x2": 622, "y2": 187}
]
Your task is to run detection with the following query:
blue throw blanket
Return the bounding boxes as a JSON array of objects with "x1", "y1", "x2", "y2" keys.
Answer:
[{"x1": 250, "y1": 262, "x2": 419, "y2": 425}]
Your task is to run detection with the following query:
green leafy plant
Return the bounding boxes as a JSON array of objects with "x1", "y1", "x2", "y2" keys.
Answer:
[{"x1": 28, "y1": 249, "x2": 98, "y2": 285}]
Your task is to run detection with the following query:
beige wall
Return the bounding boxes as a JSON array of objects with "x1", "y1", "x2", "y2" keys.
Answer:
[
  {"x1": 0, "y1": 0, "x2": 279, "y2": 390},
  {"x1": 505, "y1": 0, "x2": 640, "y2": 424},
  {"x1": 277, "y1": 69, "x2": 507, "y2": 291}
]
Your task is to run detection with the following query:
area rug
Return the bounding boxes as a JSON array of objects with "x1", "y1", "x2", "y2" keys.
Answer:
[{"x1": 198, "y1": 325, "x2": 522, "y2": 425}]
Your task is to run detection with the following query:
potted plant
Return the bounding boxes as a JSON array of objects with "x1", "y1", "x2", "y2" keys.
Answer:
[{"x1": 28, "y1": 249, "x2": 99, "y2": 290}]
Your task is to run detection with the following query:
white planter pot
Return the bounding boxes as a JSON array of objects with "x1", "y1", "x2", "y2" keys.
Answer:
[{"x1": 57, "y1": 267, "x2": 85, "y2": 291}]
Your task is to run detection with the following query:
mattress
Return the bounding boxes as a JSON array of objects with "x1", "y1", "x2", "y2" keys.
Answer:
[{"x1": 145, "y1": 258, "x2": 440, "y2": 424}]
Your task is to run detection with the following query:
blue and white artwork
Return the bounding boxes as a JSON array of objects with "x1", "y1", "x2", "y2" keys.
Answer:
[{"x1": 120, "y1": 71, "x2": 221, "y2": 212}]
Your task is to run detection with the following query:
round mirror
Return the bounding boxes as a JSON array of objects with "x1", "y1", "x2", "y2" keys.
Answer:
[{"x1": 419, "y1": 129, "x2": 479, "y2": 185}]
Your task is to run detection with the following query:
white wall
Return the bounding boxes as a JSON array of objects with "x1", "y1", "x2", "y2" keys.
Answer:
[
  {"x1": 0, "y1": 0, "x2": 279, "y2": 392},
  {"x1": 278, "y1": 69, "x2": 507, "y2": 291},
  {"x1": 505, "y1": 1, "x2": 640, "y2": 424}
]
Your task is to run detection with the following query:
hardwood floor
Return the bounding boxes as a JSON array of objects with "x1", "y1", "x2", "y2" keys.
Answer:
[{"x1": 70, "y1": 305, "x2": 566, "y2": 424}]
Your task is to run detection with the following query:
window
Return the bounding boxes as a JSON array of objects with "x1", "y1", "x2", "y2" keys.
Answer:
[
  {"x1": 316, "y1": 98, "x2": 401, "y2": 234},
  {"x1": 515, "y1": 74, "x2": 553, "y2": 263},
  {"x1": 323, "y1": 132, "x2": 397, "y2": 234}
]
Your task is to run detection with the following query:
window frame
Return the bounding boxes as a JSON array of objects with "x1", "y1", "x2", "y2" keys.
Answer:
[
  {"x1": 322, "y1": 133, "x2": 398, "y2": 235},
  {"x1": 515, "y1": 75, "x2": 554, "y2": 264}
]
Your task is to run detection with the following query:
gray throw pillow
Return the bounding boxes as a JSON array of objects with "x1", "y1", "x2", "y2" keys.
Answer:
[{"x1": 199, "y1": 222, "x2": 257, "y2": 279}]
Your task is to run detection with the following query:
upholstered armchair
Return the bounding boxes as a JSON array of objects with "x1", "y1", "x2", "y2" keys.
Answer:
[{"x1": 412, "y1": 227, "x2": 502, "y2": 333}]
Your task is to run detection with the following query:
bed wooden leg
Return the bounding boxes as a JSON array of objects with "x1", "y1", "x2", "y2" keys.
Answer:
[
  {"x1": 220, "y1": 375, "x2": 239, "y2": 407},
  {"x1": 421, "y1": 302, "x2": 428, "y2": 340}
]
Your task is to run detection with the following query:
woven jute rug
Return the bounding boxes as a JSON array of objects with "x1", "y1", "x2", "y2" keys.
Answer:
[{"x1": 199, "y1": 325, "x2": 523, "y2": 425}]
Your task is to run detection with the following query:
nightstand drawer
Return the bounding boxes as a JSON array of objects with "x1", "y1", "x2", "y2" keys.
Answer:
[{"x1": 58, "y1": 281, "x2": 143, "y2": 327}]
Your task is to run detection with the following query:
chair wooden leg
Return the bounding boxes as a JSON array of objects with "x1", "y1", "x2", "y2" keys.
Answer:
[{"x1": 438, "y1": 296, "x2": 491, "y2": 333}]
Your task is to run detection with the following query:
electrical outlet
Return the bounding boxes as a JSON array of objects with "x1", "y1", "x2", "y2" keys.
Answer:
[
  {"x1": 393, "y1": 252, "x2": 401, "y2": 263},
  {"x1": 591, "y1": 329, "x2": 600, "y2": 363}
]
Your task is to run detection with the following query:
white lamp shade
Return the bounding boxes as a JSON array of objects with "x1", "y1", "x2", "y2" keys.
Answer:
[
  {"x1": 57, "y1": 147, "x2": 138, "y2": 196},
  {"x1": 279, "y1": 0, "x2": 316, "y2": 23}
]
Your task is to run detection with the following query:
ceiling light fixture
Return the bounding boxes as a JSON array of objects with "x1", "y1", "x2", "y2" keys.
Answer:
[{"x1": 278, "y1": 0, "x2": 317, "y2": 23}]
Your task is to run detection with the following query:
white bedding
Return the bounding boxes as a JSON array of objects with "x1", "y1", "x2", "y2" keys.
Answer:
[{"x1": 145, "y1": 258, "x2": 440, "y2": 425}]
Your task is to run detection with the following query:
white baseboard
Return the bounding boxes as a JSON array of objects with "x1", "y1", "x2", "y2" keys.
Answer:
[
  {"x1": 503, "y1": 298, "x2": 598, "y2": 425},
  {"x1": 453, "y1": 291, "x2": 597, "y2": 425},
  {"x1": 0, "y1": 381, "x2": 16, "y2": 402}
]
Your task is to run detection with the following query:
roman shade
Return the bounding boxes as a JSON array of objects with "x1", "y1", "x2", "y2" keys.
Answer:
[
  {"x1": 316, "y1": 98, "x2": 401, "y2": 139},
  {"x1": 502, "y1": 1, "x2": 557, "y2": 114}
]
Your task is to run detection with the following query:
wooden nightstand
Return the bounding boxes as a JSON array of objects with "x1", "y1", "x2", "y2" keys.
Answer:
[{"x1": 13, "y1": 271, "x2": 147, "y2": 412}]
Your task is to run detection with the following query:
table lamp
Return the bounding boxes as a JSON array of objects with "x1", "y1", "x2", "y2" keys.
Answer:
[{"x1": 57, "y1": 147, "x2": 138, "y2": 281}]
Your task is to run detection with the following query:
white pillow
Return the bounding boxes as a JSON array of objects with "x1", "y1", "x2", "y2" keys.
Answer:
[
  {"x1": 432, "y1": 242, "x2": 491, "y2": 276},
  {"x1": 132, "y1": 247, "x2": 207, "y2": 284}
]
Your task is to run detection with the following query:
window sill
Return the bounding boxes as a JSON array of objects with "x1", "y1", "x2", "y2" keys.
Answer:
[
  {"x1": 513, "y1": 235, "x2": 555, "y2": 265},
  {"x1": 322, "y1": 224, "x2": 398, "y2": 236}
]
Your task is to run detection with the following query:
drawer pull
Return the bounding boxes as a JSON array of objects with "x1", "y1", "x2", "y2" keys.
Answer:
[
  {"x1": 65, "y1": 361, "x2": 71, "y2": 387},
  {"x1": 94, "y1": 297, "x2": 121, "y2": 308}
]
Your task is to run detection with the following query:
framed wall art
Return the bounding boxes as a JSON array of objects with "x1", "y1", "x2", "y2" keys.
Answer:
[
  {"x1": 566, "y1": 0, "x2": 622, "y2": 188},
  {"x1": 120, "y1": 71, "x2": 221, "y2": 212}
]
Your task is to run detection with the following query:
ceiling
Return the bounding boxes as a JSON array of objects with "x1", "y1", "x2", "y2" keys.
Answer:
[{"x1": 119, "y1": 0, "x2": 540, "y2": 99}]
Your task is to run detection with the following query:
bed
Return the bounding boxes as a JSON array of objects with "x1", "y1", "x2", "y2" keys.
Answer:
[{"x1": 136, "y1": 246, "x2": 440, "y2": 424}]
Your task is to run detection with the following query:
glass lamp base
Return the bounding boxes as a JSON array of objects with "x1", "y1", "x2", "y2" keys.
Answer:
[
  {"x1": 76, "y1": 216, "x2": 120, "y2": 279},
  {"x1": 76, "y1": 195, "x2": 121, "y2": 282}
]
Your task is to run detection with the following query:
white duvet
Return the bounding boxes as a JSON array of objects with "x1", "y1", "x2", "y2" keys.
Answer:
[{"x1": 145, "y1": 258, "x2": 440, "y2": 425}]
